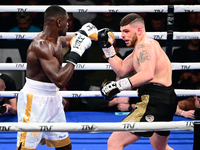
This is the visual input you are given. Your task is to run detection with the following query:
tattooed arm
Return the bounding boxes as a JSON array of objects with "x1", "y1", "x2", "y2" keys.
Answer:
[
  {"x1": 127, "y1": 43, "x2": 156, "y2": 88},
  {"x1": 109, "y1": 53, "x2": 135, "y2": 77}
]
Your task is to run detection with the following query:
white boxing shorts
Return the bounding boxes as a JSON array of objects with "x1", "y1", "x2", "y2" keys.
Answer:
[{"x1": 16, "y1": 78, "x2": 71, "y2": 150}]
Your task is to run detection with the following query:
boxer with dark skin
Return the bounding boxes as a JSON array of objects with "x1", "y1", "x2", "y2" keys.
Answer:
[
  {"x1": 22, "y1": 5, "x2": 73, "y2": 150},
  {"x1": 17, "y1": 5, "x2": 93, "y2": 150},
  {"x1": 26, "y1": 7, "x2": 75, "y2": 88}
]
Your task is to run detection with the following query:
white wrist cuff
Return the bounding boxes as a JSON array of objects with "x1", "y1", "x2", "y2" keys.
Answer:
[
  {"x1": 116, "y1": 78, "x2": 132, "y2": 91},
  {"x1": 102, "y1": 45, "x2": 116, "y2": 58},
  {"x1": 66, "y1": 60, "x2": 77, "y2": 66}
]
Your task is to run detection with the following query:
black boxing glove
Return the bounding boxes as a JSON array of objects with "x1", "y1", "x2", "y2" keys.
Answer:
[
  {"x1": 101, "y1": 81, "x2": 120, "y2": 101},
  {"x1": 98, "y1": 28, "x2": 116, "y2": 58},
  {"x1": 101, "y1": 78, "x2": 132, "y2": 101}
]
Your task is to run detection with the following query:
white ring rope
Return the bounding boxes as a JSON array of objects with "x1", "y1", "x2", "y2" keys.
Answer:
[
  {"x1": 0, "y1": 63, "x2": 199, "y2": 71},
  {"x1": 0, "y1": 62, "x2": 199, "y2": 97},
  {"x1": 174, "y1": 5, "x2": 200, "y2": 12},
  {"x1": 1, "y1": 32, "x2": 200, "y2": 40},
  {"x1": 1, "y1": 89, "x2": 200, "y2": 98},
  {"x1": 0, "y1": 5, "x2": 199, "y2": 137},
  {"x1": 0, "y1": 121, "x2": 195, "y2": 132},
  {"x1": 0, "y1": 5, "x2": 168, "y2": 13},
  {"x1": 0, "y1": 5, "x2": 200, "y2": 13}
]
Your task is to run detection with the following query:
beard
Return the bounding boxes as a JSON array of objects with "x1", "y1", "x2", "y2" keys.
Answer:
[{"x1": 128, "y1": 33, "x2": 137, "y2": 47}]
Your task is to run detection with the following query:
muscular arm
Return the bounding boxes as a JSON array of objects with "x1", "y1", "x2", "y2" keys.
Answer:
[
  {"x1": 35, "y1": 41, "x2": 75, "y2": 88},
  {"x1": 108, "y1": 52, "x2": 134, "y2": 77},
  {"x1": 60, "y1": 34, "x2": 75, "y2": 48},
  {"x1": 109, "y1": 43, "x2": 155, "y2": 88},
  {"x1": 128, "y1": 44, "x2": 155, "y2": 88}
]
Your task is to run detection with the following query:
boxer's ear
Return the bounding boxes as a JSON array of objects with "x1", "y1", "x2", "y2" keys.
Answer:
[{"x1": 57, "y1": 19, "x2": 61, "y2": 27}]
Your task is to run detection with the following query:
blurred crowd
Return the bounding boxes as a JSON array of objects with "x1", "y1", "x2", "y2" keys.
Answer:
[{"x1": 0, "y1": 0, "x2": 200, "y2": 119}]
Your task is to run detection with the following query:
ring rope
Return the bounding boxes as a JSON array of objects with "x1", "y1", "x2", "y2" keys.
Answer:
[
  {"x1": 0, "y1": 63, "x2": 199, "y2": 70},
  {"x1": 0, "y1": 121, "x2": 195, "y2": 132},
  {"x1": 1, "y1": 32, "x2": 200, "y2": 40},
  {"x1": 1, "y1": 89, "x2": 200, "y2": 98},
  {"x1": 0, "y1": 5, "x2": 168, "y2": 13},
  {"x1": 0, "y1": 5, "x2": 200, "y2": 13}
]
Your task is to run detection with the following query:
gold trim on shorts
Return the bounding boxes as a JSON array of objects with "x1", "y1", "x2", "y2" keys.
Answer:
[
  {"x1": 40, "y1": 136, "x2": 71, "y2": 148},
  {"x1": 17, "y1": 94, "x2": 34, "y2": 150},
  {"x1": 122, "y1": 95, "x2": 149, "y2": 131},
  {"x1": 16, "y1": 146, "x2": 36, "y2": 150}
]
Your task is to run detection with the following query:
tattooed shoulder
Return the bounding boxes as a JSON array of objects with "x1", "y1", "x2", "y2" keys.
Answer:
[
  {"x1": 137, "y1": 44, "x2": 145, "y2": 49},
  {"x1": 139, "y1": 49, "x2": 152, "y2": 63}
]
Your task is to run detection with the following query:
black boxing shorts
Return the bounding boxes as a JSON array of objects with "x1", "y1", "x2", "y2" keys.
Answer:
[{"x1": 122, "y1": 82, "x2": 178, "y2": 137}]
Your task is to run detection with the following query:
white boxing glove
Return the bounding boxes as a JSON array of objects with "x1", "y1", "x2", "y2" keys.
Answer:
[
  {"x1": 66, "y1": 33, "x2": 91, "y2": 65},
  {"x1": 77, "y1": 23, "x2": 98, "y2": 41}
]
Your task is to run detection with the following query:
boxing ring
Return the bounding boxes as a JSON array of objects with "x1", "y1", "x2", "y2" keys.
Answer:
[{"x1": 0, "y1": 4, "x2": 200, "y2": 150}]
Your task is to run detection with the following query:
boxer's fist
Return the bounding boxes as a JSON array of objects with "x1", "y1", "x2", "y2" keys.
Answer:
[
  {"x1": 77, "y1": 23, "x2": 98, "y2": 41},
  {"x1": 98, "y1": 28, "x2": 116, "y2": 58},
  {"x1": 66, "y1": 33, "x2": 91, "y2": 65},
  {"x1": 101, "y1": 78, "x2": 132, "y2": 101},
  {"x1": 101, "y1": 81, "x2": 120, "y2": 101},
  {"x1": 70, "y1": 33, "x2": 91, "y2": 56},
  {"x1": 98, "y1": 28, "x2": 115, "y2": 48}
]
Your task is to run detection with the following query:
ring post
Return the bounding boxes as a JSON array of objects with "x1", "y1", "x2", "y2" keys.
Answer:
[
  {"x1": 193, "y1": 121, "x2": 200, "y2": 150},
  {"x1": 166, "y1": 5, "x2": 174, "y2": 60}
]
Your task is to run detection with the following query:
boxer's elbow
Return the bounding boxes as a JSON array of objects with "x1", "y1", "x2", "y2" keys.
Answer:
[
  {"x1": 53, "y1": 78, "x2": 67, "y2": 88},
  {"x1": 144, "y1": 72, "x2": 154, "y2": 82},
  {"x1": 55, "y1": 81, "x2": 66, "y2": 88},
  {"x1": 116, "y1": 70, "x2": 130, "y2": 77}
]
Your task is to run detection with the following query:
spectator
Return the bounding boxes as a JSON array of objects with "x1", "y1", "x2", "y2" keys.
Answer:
[
  {"x1": 67, "y1": 13, "x2": 82, "y2": 32},
  {"x1": 146, "y1": 13, "x2": 167, "y2": 32},
  {"x1": 0, "y1": 73, "x2": 17, "y2": 115},
  {"x1": 8, "y1": 12, "x2": 42, "y2": 62},
  {"x1": 25, "y1": 0, "x2": 44, "y2": 30},
  {"x1": 178, "y1": 12, "x2": 196, "y2": 32},
  {"x1": 171, "y1": 24, "x2": 200, "y2": 90},
  {"x1": 9, "y1": 12, "x2": 41, "y2": 37},
  {"x1": 175, "y1": 84, "x2": 200, "y2": 119},
  {"x1": 108, "y1": 92, "x2": 139, "y2": 112},
  {"x1": 145, "y1": 13, "x2": 167, "y2": 47},
  {"x1": 0, "y1": 78, "x2": 17, "y2": 115}
]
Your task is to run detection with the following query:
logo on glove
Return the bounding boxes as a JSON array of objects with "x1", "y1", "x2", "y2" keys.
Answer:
[
  {"x1": 73, "y1": 35, "x2": 85, "y2": 49},
  {"x1": 86, "y1": 24, "x2": 96, "y2": 31},
  {"x1": 101, "y1": 81, "x2": 117, "y2": 96}
]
